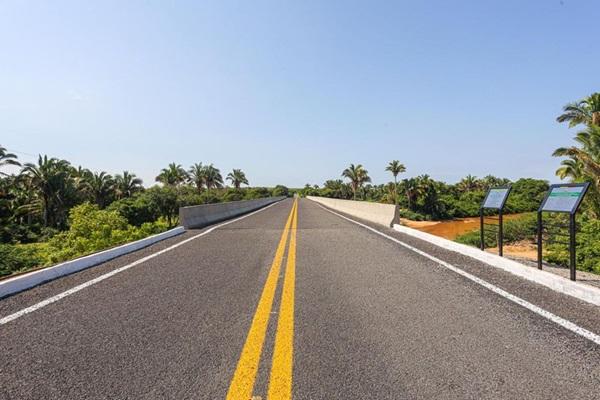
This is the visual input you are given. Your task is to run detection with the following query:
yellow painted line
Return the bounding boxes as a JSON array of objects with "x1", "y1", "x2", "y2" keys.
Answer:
[
  {"x1": 226, "y1": 200, "x2": 297, "y2": 400},
  {"x1": 267, "y1": 199, "x2": 298, "y2": 400}
]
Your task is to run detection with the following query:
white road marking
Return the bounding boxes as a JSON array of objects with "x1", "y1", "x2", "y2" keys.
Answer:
[
  {"x1": 0, "y1": 201, "x2": 284, "y2": 326},
  {"x1": 316, "y1": 203, "x2": 600, "y2": 347}
]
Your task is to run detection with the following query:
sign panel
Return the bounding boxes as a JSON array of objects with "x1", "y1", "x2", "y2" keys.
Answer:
[
  {"x1": 482, "y1": 187, "x2": 511, "y2": 209},
  {"x1": 540, "y1": 183, "x2": 588, "y2": 213}
]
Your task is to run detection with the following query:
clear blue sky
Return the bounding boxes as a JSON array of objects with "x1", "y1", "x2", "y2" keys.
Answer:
[{"x1": 1, "y1": 0, "x2": 598, "y2": 187}]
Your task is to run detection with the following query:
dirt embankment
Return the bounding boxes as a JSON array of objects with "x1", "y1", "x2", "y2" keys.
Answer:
[{"x1": 401, "y1": 215, "x2": 537, "y2": 261}]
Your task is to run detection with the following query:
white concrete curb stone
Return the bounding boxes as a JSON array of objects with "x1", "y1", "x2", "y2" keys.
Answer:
[
  {"x1": 393, "y1": 223, "x2": 600, "y2": 307},
  {"x1": 0, "y1": 226, "x2": 185, "y2": 299}
]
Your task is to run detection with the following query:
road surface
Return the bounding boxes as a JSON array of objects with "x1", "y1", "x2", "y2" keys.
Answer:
[{"x1": 1, "y1": 198, "x2": 600, "y2": 399}]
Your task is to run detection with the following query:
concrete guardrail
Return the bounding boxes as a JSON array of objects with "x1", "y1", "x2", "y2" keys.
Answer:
[
  {"x1": 0, "y1": 226, "x2": 186, "y2": 299},
  {"x1": 179, "y1": 196, "x2": 286, "y2": 229},
  {"x1": 307, "y1": 196, "x2": 399, "y2": 227}
]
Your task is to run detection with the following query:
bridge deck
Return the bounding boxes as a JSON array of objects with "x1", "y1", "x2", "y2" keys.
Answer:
[{"x1": 1, "y1": 198, "x2": 599, "y2": 399}]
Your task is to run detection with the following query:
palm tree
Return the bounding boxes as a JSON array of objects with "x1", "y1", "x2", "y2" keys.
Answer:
[
  {"x1": 414, "y1": 175, "x2": 442, "y2": 217},
  {"x1": 323, "y1": 179, "x2": 352, "y2": 199},
  {"x1": 402, "y1": 177, "x2": 424, "y2": 210},
  {"x1": 155, "y1": 163, "x2": 187, "y2": 186},
  {"x1": 553, "y1": 126, "x2": 600, "y2": 175},
  {"x1": 21, "y1": 155, "x2": 72, "y2": 226},
  {"x1": 203, "y1": 164, "x2": 223, "y2": 191},
  {"x1": 342, "y1": 164, "x2": 371, "y2": 200},
  {"x1": 555, "y1": 158, "x2": 582, "y2": 181},
  {"x1": 383, "y1": 182, "x2": 397, "y2": 204},
  {"x1": 70, "y1": 166, "x2": 92, "y2": 199},
  {"x1": 0, "y1": 145, "x2": 20, "y2": 176},
  {"x1": 457, "y1": 174, "x2": 481, "y2": 192},
  {"x1": 226, "y1": 169, "x2": 249, "y2": 189},
  {"x1": 481, "y1": 175, "x2": 510, "y2": 190},
  {"x1": 553, "y1": 93, "x2": 600, "y2": 216},
  {"x1": 114, "y1": 171, "x2": 143, "y2": 199},
  {"x1": 0, "y1": 174, "x2": 39, "y2": 234},
  {"x1": 557, "y1": 93, "x2": 600, "y2": 128},
  {"x1": 84, "y1": 171, "x2": 115, "y2": 208},
  {"x1": 385, "y1": 160, "x2": 406, "y2": 204},
  {"x1": 553, "y1": 124, "x2": 600, "y2": 216},
  {"x1": 188, "y1": 163, "x2": 205, "y2": 192}
]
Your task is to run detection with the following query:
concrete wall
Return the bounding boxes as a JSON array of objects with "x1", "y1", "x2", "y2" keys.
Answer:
[
  {"x1": 0, "y1": 226, "x2": 185, "y2": 299},
  {"x1": 179, "y1": 197, "x2": 286, "y2": 229},
  {"x1": 307, "y1": 196, "x2": 399, "y2": 227}
]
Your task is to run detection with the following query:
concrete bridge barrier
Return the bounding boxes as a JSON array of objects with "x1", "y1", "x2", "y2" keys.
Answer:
[
  {"x1": 179, "y1": 197, "x2": 286, "y2": 229},
  {"x1": 306, "y1": 196, "x2": 399, "y2": 227}
]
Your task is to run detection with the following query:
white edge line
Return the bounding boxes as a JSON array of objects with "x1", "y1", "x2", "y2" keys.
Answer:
[
  {"x1": 0, "y1": 227, "x2": 185, "y2": 299},
  {"x1": 0, "y1": 200, "x2": 284, "y2": 326},
  {"x1": 314, "y1": 202, "x2": 600, "y2": 347}
]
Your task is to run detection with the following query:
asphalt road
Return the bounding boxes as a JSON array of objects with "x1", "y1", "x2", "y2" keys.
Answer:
[{"x1": 1, "y1": 198, "x2": 600, "y2": 399}]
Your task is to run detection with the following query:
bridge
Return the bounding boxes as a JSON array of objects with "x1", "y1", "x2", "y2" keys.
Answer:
[{"x1": 1, "y1": 198, "x2": 600, "y2": 399}]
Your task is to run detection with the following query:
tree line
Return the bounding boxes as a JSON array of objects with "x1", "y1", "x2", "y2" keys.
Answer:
[
  {"x1": 2, "y1": 91, "x2": 599, "y2": 275},
  {"x1": 298, "y1": 91, "x2": 600, "y2": 224},
  {"x1": 155, "y1": 162, "x2": 249, "y2": 190},
  {"x1": 295, "y1": 92, "x2": 600, "y2": 273},
  {"x1": 300, "y1": 165, "x2": 547, "y2": 220},
  {"x1": 0, "y1": 152, "x2": 287, "y2": 244}
]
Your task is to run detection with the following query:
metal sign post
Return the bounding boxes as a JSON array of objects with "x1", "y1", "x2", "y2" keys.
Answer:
[
  {"x1": 479, "y1": 186, "x2": 512, "y2": 256},
  {"x1": 537, "y1": 182, "x2": 589, "y2": 281}
]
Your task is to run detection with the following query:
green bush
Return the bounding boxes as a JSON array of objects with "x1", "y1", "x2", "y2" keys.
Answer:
[
  {"x1": 502, "y1": 213, "x2": 538, "y2": 243},
  {"x1": 271, "y1": 185, "x2": 289, "y2": 197},
  {"x1": 145, "y1": 186, "x2": 179, "y2": 227},
  {"x1": 454, "y1": 230, "x2": 483, "y2": 247},
  {"x1": 222, "y1": 189, "x2": 244, "y2": 202},
  {"x1": 546, "y1": 217, "x2": 600, "y2": 273},
  {"x1": 398, "y1": 208, "x2": 428, "y2": 221},
  {"x1": 107, "y1": 195, "x2": 159, "y2": 226},
  {"x1": 446, "y1": 191, "x2": 486, "y2": 218},
  {"x1": 0, "y1": 220, "x2": 47, "y2": 244},
  {"x1": 455, "y1": 213, "x2": 537, "y2": 248},
  {"x1": 0, "y1": 203, "x2": 169, "y2": 277},
  {"x1": 45, "y1": 203, "x2": 167, "y2": 265},
  {"x1": 505, "y1": 178, "x2": 549, "y2": 213},
  {"x1": 198, "y1": 191, "x2": 221, "y2": 204},
  {"x1": 108, "y1": 186, "x2": 189, "y2": 227},
  {"x1": 455, "y1": 212, "x2": 600, "y2": 275},
  {"x1": 46, "y1": 203, "x2": 129, "y2": 263},
  {"x1": 0, "y1": 243, "x2": 47, "y2": 277},
  {"x1": 244, "y1": 187, "x2": 271, "y2": 200}
]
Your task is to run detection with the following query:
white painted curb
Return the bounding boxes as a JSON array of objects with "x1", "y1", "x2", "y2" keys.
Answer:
[
  {"x1": 393, "y1": 223, "x2": 600, "y2": 307},
  {"x1": 0, "y1": 226, "x2": 185, "y2": 299}
]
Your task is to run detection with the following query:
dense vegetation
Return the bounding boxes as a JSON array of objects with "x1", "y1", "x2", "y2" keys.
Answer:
[
  {"x1": 455, "y1": 214, "x2": 538, "y2": 249},
  {"x1": 3, "y1": 91, "x2": 600, "y2": 276},
  {"x1": 300, "y1": 172, "x2": 548, "y2": 221},
  {"x1": 456, "y1": 92, "x2": 600, "y2": 274},
  {"x1": 0, "y1": 152, "x2": 287, "y2": 277},
  {"x1": 298, "y1": 92, "x2": 600, "y2": 274},
  {"x1": 455, "y1": 212, "x2": 600, "y2": 274}
]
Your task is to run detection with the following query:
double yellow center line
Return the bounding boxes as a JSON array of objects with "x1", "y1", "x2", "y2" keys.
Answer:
[{"x1": 226, "y1": 199, "x2": 298, "y2": 400}]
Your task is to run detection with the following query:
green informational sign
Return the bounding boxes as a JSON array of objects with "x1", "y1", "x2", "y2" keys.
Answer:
[
  {"x1": 482, "y1": 187, "x2": 510, "y2": 209},
  {"x1": 537, "y1": 182, "x2": 589, "y2": 281},
  {"x1": 479, "y1": 186, "x2": 512, "y2": 257},
  {"x1": 541, "y1": 184, "x2": 587, "y2": 213}
]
